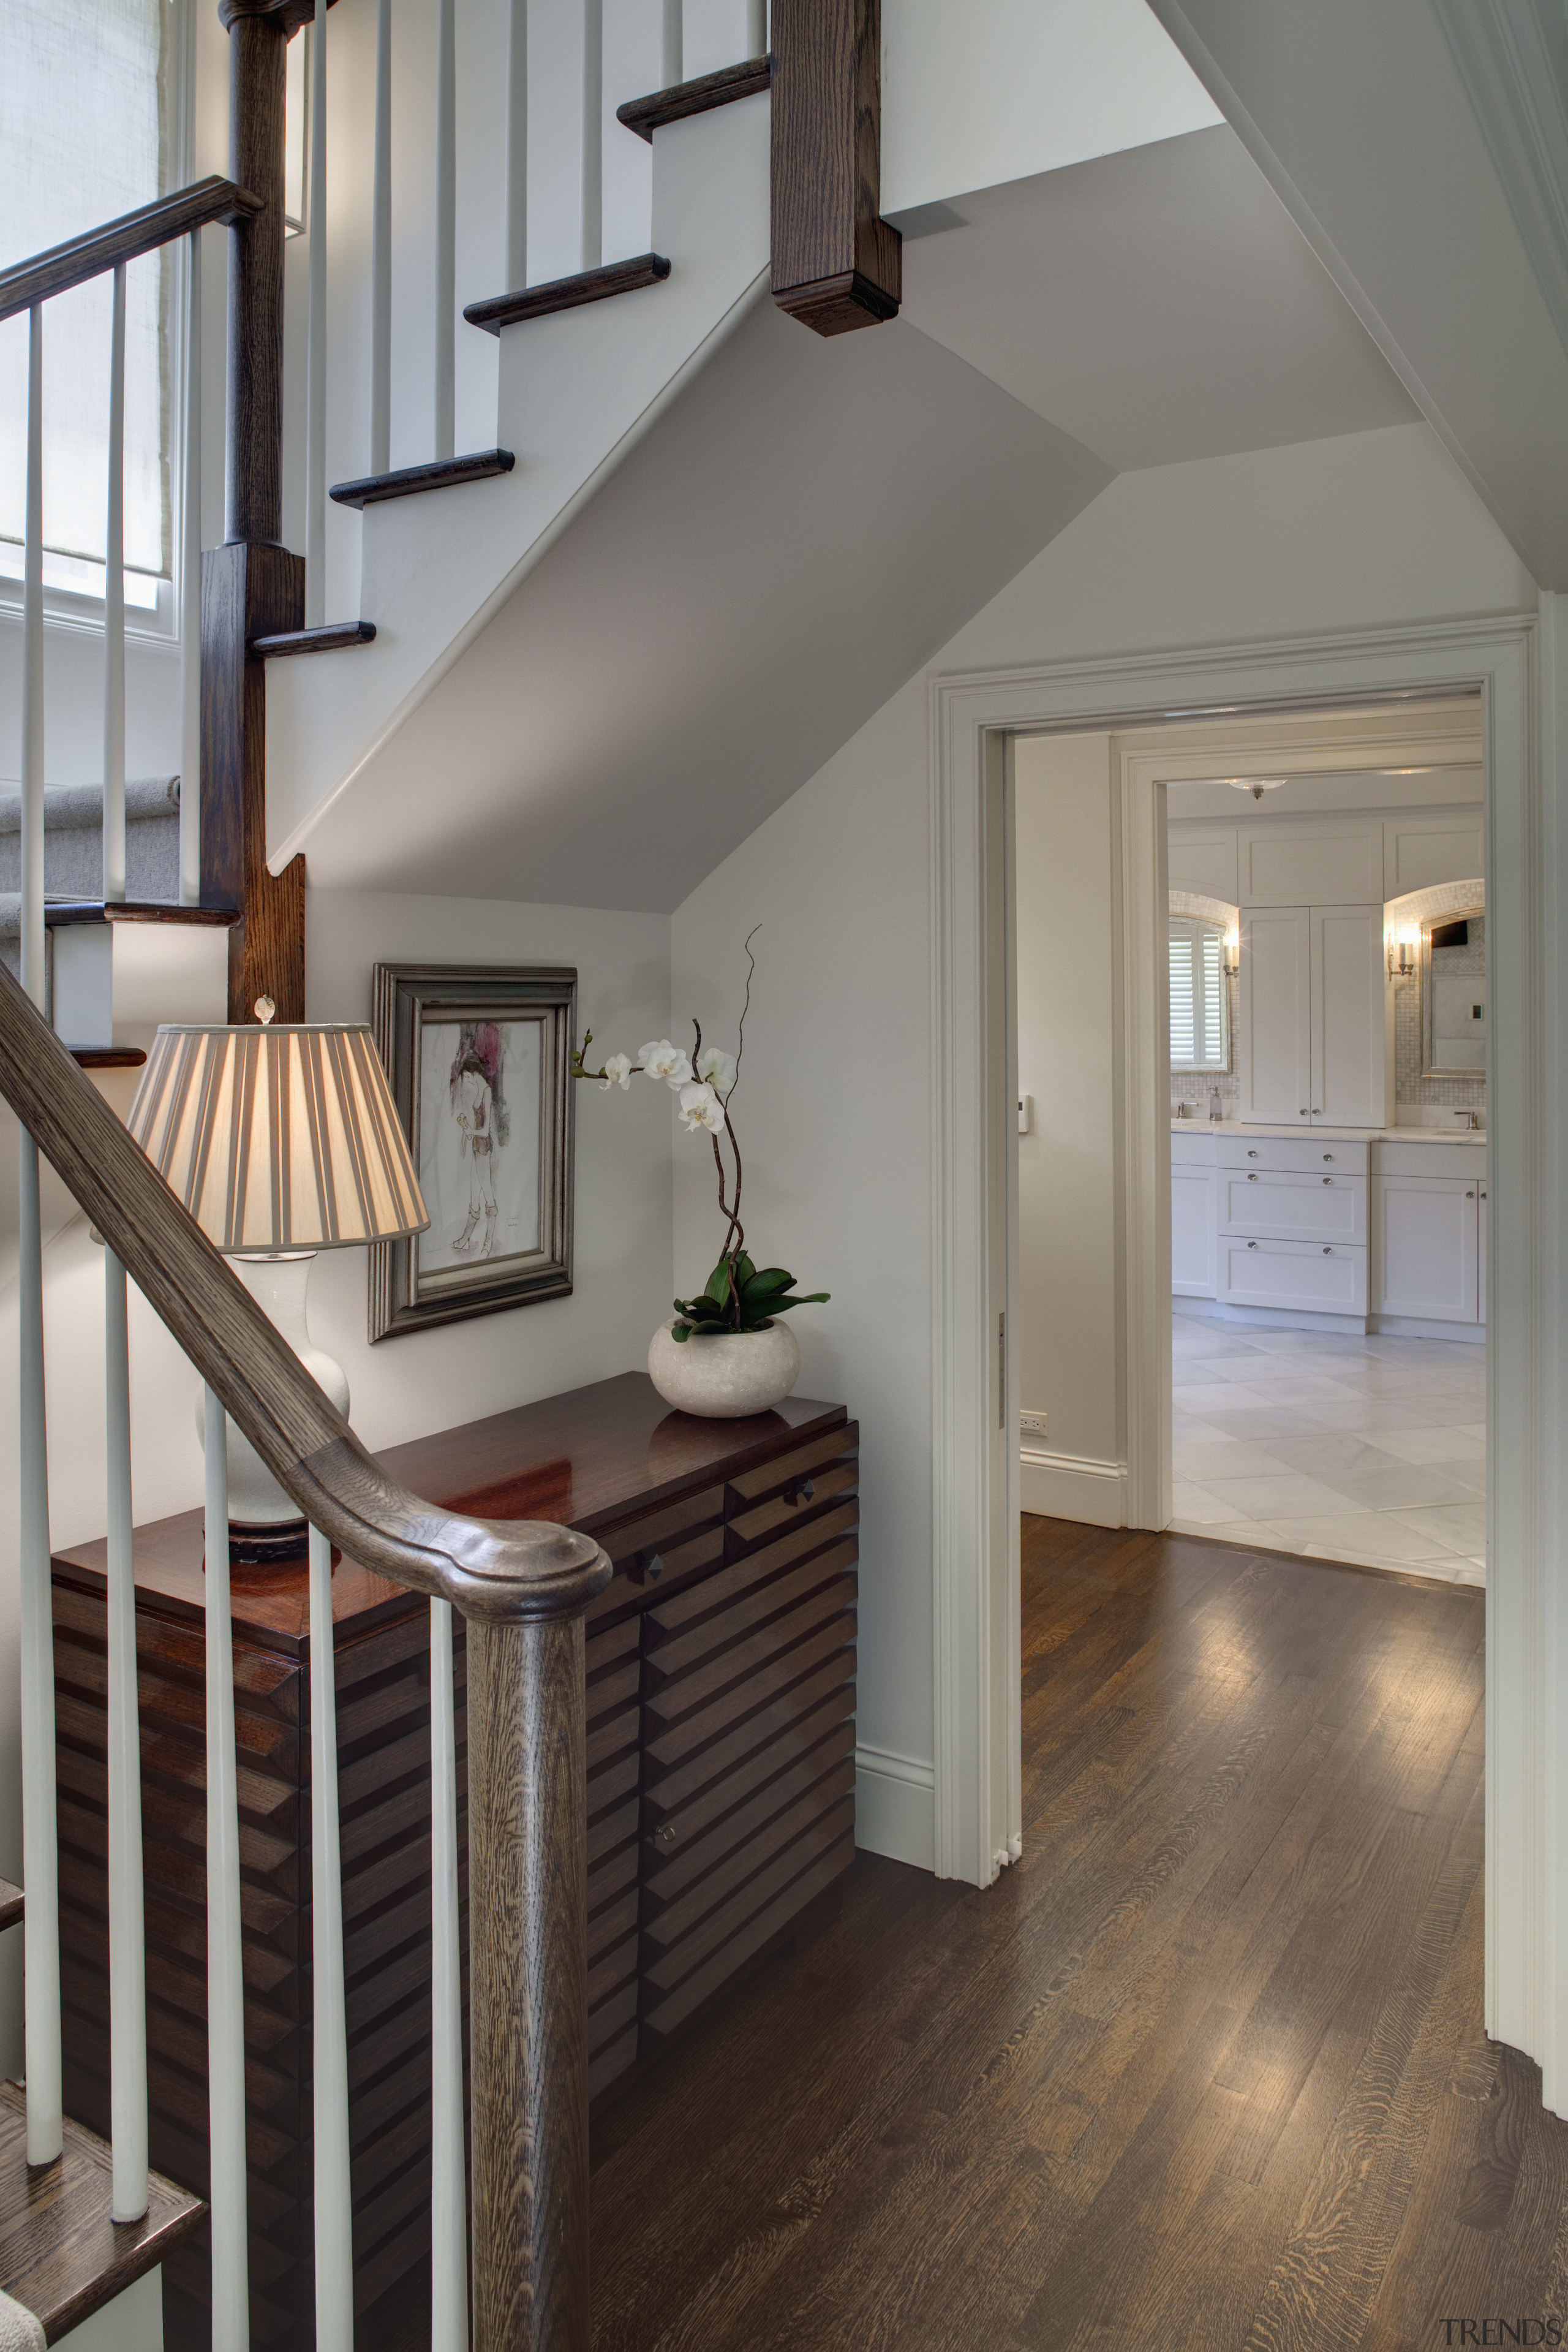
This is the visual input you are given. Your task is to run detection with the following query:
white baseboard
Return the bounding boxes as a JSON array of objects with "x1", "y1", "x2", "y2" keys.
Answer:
[
  {"x1": 1019, "y1": 1446, "x2": 1128, "y2": 1527},
  {"x1": 855, "y1": 1744, "x2": 935, "y2": 1871}
]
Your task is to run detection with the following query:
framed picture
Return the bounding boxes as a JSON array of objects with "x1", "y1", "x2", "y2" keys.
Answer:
[{"x1": 369, "y1": 962, "x2": 576, "y2": 1341}]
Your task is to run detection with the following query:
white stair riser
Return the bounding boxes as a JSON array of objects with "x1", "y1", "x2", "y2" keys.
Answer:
[{"x1": 52, "y1": 925, "x2": 228, "y2": 1051}]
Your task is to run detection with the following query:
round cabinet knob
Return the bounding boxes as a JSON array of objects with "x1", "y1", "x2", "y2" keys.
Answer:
[
  {"x1": 1466, "y1": 1190, "x2": 1475, "y2": 1199},
  {"x1": 1246, "y1": 1173, "x2": 1258, "y2": 1182},
  {"x1": 1322, "y1": 1154, "x2": 1333, "y2": 1163},
  {"x1": 786, "y1": 1476, "x2": 816, "y2": 1507},
  {"x1": 1247, "y1": 1149, "x2": 1259, "y2": 1159},
  {"x1": 651, "y1": 1823, "x2": 677, "y2": 1851},
  {"x1": 1323, "y1": 1246, "x2": 1333, "y2": 1255},
  {"x1": 638, "y1": 1551, "x2": 664, "y2": 1584},
  {"x1": 1299, "y1": 1109, "x2": 1308, "y2": 1117}
]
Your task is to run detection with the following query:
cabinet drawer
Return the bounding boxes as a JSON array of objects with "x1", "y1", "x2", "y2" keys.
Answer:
[
  {"x1": 643, "y1": 1753, "x2": 857, "y2": 1953},
  {"x1": 1218, "y1": 1168, "x2": 1367, "y2": 1244},
  {"x1": 644, "y1": 1717, "x2": 858, "y2": 1905},
  {"x1": 728, "y1": 1454, "x2": 859, "y2": 1551},
  {"x1": 587, "y1": 1488, "x2": 725, "y2": 1623},
  {"x1": 644, "y1": 1676, "x2": 856, "y2": 1836},
  {"x1": 1217, "y1": 1135, "x2": 1369, "y2": 1175},
  {"x1": 1376, "y1": 1140, "x2": 1486, "y2": 1181},
  {"x1": 643, "y1": 1794, "x2": 857, "y2": 1995},
  {"x1": 644, "y1": 1641, "x2": 857, "y2": 1815},
  {"x1": 643, "y1": 1825, "x2": 857, "y2": 2043},
  {"x1": 650, "y1": 1513, "x2": 858, "y2": 1665},
  {"x1": 644, "y1": 1574, "x2": 858, "y2": 1739},
  {"x1": 1169, "y1": 1130, "x2": 1216, "y2": 1167},
  {"x1": 723, "y1": 1423, "x2": 857, "y2": 1509},
  {"x1": 1217, "y1": 1236, "x2": 1368, "y2": 1315}
]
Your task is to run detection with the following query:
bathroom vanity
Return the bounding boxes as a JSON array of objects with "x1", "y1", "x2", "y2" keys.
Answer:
[{"x1": 1172, "y1": 1123, "x2": 1487, "y2": 1336}]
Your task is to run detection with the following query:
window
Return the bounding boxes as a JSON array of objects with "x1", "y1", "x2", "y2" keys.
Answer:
[
  {"x1": 1170, "y1": 916, "x2": 1229, "y2": 1071},
  {"x1": 0, "y1": 0, "x2": 177, "y2": 609}
]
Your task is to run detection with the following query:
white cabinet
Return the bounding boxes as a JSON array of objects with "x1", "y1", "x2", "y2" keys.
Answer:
[
  {"x1": 1375, "y1": 1174, "x2": 1480, "y2": 1323},
  {"x1": 1172, "y1": 1167, "x2": 1216, "y2": 1295},
  {"x1": 1218, "y1": 1166, "x2": 1368, "y2": 1244},
  {"x1": 1240, "y1": 903, "x2": 1390, "y2": 1129},
  {"x1": 1240, "y1": 908, "x2": 1312, "y2": 1124}
]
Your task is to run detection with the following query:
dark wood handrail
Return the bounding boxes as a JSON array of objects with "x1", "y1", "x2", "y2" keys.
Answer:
[
  {"x1": 0, "y1": 959, "x2": 608, "y2": 1623},
  {"x1": 0, "y1": 178, "x2": 263, "y2": 325}
]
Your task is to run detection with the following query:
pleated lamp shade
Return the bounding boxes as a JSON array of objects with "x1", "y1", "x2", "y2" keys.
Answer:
[{"x1": 127, "y1": 1022, "x2": 429, "y2": 1252}]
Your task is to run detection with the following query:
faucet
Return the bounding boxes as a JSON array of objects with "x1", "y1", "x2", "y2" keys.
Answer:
[
  {"x1": 1175, "y1": 1102, "x2": 1191, "y2": 1119},
  {"x1": 1460, "y1": 1110, "x2": 1482, "y2": 1130}
]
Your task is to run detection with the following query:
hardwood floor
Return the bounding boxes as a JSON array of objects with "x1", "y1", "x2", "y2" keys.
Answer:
[{"x1": 587, "y1": 1516, "x2": 1568, "y2": 2350}]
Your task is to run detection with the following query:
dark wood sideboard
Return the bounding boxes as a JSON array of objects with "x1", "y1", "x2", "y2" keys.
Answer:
[{"x1": 50, "y1": 1373, "x2": 859, "y2": 2350}]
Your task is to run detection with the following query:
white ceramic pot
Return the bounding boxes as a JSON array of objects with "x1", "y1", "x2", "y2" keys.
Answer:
[{"x1": 647, "y1": 1317, "x2": 801, "y2": 1418}]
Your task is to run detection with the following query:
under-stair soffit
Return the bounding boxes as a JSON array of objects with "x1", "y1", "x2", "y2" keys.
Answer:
[
  {"x1": 892, "y1": 127, "x2": 1419, "y2": 472},
  {"x1": 285, "y1": 300, "x2": 1112, "y2": 911},
  {"x1": 1144, "y1": 0, "x2": 1568, "y2": 587}
]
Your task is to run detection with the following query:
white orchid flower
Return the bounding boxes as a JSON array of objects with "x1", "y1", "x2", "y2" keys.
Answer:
[
  {"x1": 601, "y1": 1052, "x2": 633, "y2": 1091},
  {"x1": 696, "y1": 1045, "x2": 737, "y2": 1094},
  {"x1": 638, "y1": 1039, "x2": 693, "y2": 1088},
  {"x1": 677, "y1": 1081, "x2": 726, "y2": 1134}
]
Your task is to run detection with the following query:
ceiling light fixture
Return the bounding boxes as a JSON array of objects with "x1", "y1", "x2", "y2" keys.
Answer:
[{"x1": 1226, "y1": 777, "x2": 1288, "y2": 801}]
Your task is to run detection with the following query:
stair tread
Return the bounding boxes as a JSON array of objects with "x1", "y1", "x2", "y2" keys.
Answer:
[
  {"x1": 617, "y1": 55, "x2": 771, "y2": 142},
  {"x1": 330, "y1": 449, "x2": 514, "y2": 510},
  {"x1": 251, "y1": 621, "x2": 376, "y2": 657},
  {"x1": 464, "y1": 253, "x2": 671, "y2": 336},
  {"x1": 42, "y1": 901, "x2": 239, "y2": 929},
  {"x1": 0, "y1": 781, "x2": 179, "y2": 836},
  {"x1": 0, "y1": 2079, "x2": 203, "y2": 2344},
  {"x1": 0, "y1": 1884, "x2": 18, "y2": 1936}
]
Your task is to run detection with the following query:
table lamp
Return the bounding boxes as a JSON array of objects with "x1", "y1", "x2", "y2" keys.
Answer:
[{"x1": 127, "y1": 1002, "x2": 429, "y2": 1567}]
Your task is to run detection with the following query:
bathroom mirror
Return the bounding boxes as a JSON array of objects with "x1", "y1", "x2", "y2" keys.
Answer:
[
  {"x1": 1169, "y1": 915, "x2": 1231, "y2": 1073},
  {"x1": 1420, "y1": 902, "x2": 1486, "y2": 1077}
]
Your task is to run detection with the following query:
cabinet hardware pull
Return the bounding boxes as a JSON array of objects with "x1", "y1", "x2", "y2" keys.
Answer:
[
  {"x1": 1322, "y1": 1176, "x2": 1332, "y2": 1185},
  {"x1": 1299, "y1": 1108, "x2": 1308, "y2": 1116},
  {"x1": 1466, "y1": 1190, "x2": 1475, "y2": 1199},
  {"x1": 1246, "y1": 1173, "x2": 1258, "y2": 1181},
  {"x1": 650, "y1": 1823, "x2": 677, "y2": 1851},
  {"x1": 1322, "y1": 1154, "x2": 1333, "y2": 1162},
  {"x1": 1481, "y1": 1189, "x2": 1488, "y2": 1200},
  {"x1": 1323, "y1": 1246, "x2": 1332, "y2": 1255},
  {"x1": 1247, "y1": 1241, "x2": 1257, "y2": 1250},
  {"x1": 1248, "y1": 1149, "x2": 1259, "y2": 1158},
  {"x1": 636, "y1": 1551, "x2": 665, "y2": 1584},
  {"x1": 785, "y1": 1476, "x2": 816, "y2": 1507}
]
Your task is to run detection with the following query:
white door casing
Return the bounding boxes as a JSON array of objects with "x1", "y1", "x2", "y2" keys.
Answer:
[{"x1": 929, "y1": 610, "x2": 1565, "y2": 2116}]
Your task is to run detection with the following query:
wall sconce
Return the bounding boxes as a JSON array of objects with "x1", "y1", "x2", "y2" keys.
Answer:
[
  {"x1": 1387, "y1": 925, "x2": 1419, "y2": 978},
  {"x1": 1222, "y1": 929, "x2": 1239, "y2": 977}
]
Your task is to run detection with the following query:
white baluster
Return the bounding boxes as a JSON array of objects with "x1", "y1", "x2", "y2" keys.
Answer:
[
  {"x1": 204, "y1": 1387, "x2": 251, "y2": 2352},
  {"x1": 435, "y1": 0, "x2": 456, "y2": 461},
  {"x1": 19, "y1": 303, "x2": 61, "y2": 2173},
  {"x1": 179, "y1": 230, "x2": 202, "y2": 907},
  {"x1": 581, "y1": 0, "x2": 602, "y2": 273},
  {"x1": 309, "y1": 1525, "x2": 353, "y2": 2350},
  {"x1": 306, "y1": 0, "x2": 328, "y2": 628},
  {"x1": 662, "y1": 0, "x2": 681, "y2": 89},
  {"x1": 103, "y1": 264, "x2": 127, "y2": 906},
  {"x1": 105, "y1": 1250, "x2": 147, "y2": 2221},
  {"x1": 748, "y1": 0, "x2": 766, "y2": 58},
  {"x1": 22, "y1": 307, "x2": 45, "y2": 1010},
  {"x1": 506, "y1": 0, "x2": 529, "y2": 293},
  {"x1": 429, "y1": 1599, "x2": 467, "y2": 2352},
  {"x1": 371, "y1": 0, "x2": 393, "y2": 477}
]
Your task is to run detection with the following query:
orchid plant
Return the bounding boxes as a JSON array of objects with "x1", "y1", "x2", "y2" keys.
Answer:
[{"x1": 571, "y1": 932, "x2": 829, "y2": 1342}]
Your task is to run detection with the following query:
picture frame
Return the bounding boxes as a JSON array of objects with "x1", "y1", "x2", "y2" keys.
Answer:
[{"x1": 369, "y1": 962, "x2": 576, "y2": 1342}]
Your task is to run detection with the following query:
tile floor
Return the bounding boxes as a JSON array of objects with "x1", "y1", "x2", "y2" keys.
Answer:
[{"x1": 1170, "y1": 1303, "x2": 1487, "y2": 1584}]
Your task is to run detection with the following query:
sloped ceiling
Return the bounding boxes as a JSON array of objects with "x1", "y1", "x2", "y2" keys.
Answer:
[{"x1": 295, "y1": 297, "x2": 1111, "y2": 907}]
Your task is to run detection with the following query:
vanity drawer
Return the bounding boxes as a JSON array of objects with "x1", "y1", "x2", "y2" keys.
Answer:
[
  {"x1": 727, "y1": 1451, "x2": 859, "y2": 1551},
  {"x1": 1217, "y1": 1235, "x2": 1368, "y2": 1315},
  {"x1": 724, "y1": 1423, "x2": 856, "y2": 1510},
  {"x1": 1169, "y1": 1130, "x2": 1216, "y2": 1167},
  {"x1": 1218, "y1": 1168, "x2": 1368, "y2": 1244},
  {"x1": 1376, "y1": 1140, "x2": 1486, "y2": 1181},
  {"x1": 1218, "y1": 1135, "x2": 1369, "y2": 1175}
]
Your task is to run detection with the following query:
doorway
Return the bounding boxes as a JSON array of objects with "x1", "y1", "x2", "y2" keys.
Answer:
[{"x1": 927, "y1": 618, "x2": 1556, "y2": 2094}]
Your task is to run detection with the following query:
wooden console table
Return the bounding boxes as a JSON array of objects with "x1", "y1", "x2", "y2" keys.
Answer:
[{"x1": 50, "y1": 1373, "x2": 859, "y2": 2350}]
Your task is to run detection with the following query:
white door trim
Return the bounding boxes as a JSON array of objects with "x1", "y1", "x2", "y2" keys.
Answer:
[{"x1": 929, "y1": 611, "x2": 1557, "y2": 2108}]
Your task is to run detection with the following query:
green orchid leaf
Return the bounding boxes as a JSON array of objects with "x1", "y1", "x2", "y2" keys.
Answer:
[
  {"x1": 671, "y1": 1321, "x2": 692, "y2": 1342},
  {"x1": 705, "y1": 1258, "x2": 732, "y2": 1306},
  {"x1": 734, "y1": 1251, "x2": 755, "y2": 1288},
  {"x1": 741, "y1": 1266, "x2": 794, "y2": 1304},
  {"x1": 763, "y1": 1291, "x2": 830, "y2": 1314}
]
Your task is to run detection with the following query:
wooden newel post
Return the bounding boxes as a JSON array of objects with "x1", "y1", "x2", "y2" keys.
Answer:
[
  {"x1": 206, "y1": 0, "x2": 323, "y2": 1024},
  {"x1": 466, "y1": 1557, "x2": 609, "y2": 2352}
]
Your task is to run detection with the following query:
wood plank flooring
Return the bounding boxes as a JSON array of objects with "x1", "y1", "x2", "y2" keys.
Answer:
[{"x1": 587, "y1": 1518, "x2": 1568, "y2": 2351}]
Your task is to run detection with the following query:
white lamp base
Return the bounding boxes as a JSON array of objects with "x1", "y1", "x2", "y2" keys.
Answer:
[{"x1": 195, "y1": 1250, "x2": 349, "y2": 1561}]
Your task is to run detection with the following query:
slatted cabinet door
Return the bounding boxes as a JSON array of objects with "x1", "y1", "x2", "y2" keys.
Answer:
[{"x1": 638, "y1": 1424, "x2": 859, "y2": 2046}]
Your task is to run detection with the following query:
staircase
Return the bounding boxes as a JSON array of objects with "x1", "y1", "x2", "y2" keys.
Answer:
[{"x1": 0, "y1": 6, "x2": 914, "y2": 2349}]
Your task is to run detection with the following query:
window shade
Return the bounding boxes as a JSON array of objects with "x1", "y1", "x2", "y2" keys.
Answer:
[
  {"x1": 0, "y1": 0, "x2": 173, "y2": 581},
  {"x1": 1170, "y1": 920, "x2": 1227, "y2": 1070}
]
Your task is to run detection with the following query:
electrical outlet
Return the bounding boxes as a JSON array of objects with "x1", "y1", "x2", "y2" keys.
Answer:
[{"x1": 1019, "y1": 1409, "x2": 1048, "y2": 1441}]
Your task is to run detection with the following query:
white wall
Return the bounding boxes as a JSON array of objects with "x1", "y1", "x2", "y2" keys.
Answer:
[
  {"x1": 1014, "y1": 733, "x2": 1125, "y2": 1515},
  {"x1": 671, "y1": 418, "x2": 1538, "y2": 1873}
]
